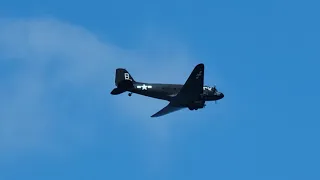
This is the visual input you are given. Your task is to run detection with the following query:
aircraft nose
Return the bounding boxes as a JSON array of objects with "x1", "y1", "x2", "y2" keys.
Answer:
[{"x1": 220, "y1": 93, "x2": 224, "y2": 98}]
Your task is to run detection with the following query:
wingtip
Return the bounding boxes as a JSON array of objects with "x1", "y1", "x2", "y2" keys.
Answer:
[{"x1": 196, "y1": 63, "x2": 204, "y2": 68}]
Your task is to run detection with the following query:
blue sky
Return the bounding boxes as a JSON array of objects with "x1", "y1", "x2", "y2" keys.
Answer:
[{"x1": 0, "y1": 0, "x2": 319, "y2": 179}]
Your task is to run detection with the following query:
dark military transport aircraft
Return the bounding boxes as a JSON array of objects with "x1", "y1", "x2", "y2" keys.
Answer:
[{"x1": 111, "y1": 63, "x2": 224, "y2": 117}]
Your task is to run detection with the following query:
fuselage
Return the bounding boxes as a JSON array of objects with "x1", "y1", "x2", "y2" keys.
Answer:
[{"x1": 129, "y1": 82, "x2": 224, "y2": 102}]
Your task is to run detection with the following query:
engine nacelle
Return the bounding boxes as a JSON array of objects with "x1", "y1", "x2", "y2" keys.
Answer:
[{"x1": 188, "y1": 100, "x2": 205, "y2": 110}]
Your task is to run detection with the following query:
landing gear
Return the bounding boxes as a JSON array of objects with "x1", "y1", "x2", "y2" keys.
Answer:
[
  {"x1": 128, "y1": 93, "x2": 132, "y2": 96},
  {"x1": 188, "y1": 107, "x2": 198, "y2": 111}
]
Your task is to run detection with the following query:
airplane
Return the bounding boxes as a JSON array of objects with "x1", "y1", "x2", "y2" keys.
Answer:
[{"x1": 110, "y1": 63, "x2": 224, "y2": 117}]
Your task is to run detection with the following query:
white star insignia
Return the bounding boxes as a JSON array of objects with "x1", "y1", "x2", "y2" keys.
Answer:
[
  {"x1": 137, "y1": 84, "x2": 152, "y2": 90},
  {"x1": 141, "y1": 84, "x2": 147, "y2": 90}
]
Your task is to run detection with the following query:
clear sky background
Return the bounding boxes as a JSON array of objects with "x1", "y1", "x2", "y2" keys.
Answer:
[{"x1": 0, "y1": 0, "x2": 319, "y2": 179}]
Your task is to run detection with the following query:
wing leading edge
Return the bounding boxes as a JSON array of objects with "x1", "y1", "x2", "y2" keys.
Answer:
[{"x1": 151, "y1": 63, "x2": 204, "y2": 118}]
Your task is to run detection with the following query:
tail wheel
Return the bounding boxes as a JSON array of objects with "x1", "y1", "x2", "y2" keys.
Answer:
[{"x1": 128, "y1": 93, "x2": 132, "y2": 96}]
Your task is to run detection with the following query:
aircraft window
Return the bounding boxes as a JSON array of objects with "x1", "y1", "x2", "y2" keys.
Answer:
[{"x1": 204, "y1": 86, "x2": 214, "y2": 91}]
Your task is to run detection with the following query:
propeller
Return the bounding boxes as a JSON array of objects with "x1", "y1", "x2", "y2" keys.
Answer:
[
  {"x1": 213, "y1": 84, "x2": 217, "y2": 92},
  {"x1": 214, "y1": 84, "x2": 217, "y2": 104}
]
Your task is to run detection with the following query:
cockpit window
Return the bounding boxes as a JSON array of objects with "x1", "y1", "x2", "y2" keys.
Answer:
[
  {"x1": 203, "y1": 86, "x2": 213, "y2": 91},
  {"x1": 203, "y1": 86, "x2": 218, "y2": 92}
]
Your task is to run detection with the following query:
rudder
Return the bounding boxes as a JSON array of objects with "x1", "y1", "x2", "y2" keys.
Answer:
[
  {"x1": 111, "y1": 68, "x2": 135, "y2": 95},
  {"x1": 115, "y1": 68, "x2": 135, "y2": 86}
]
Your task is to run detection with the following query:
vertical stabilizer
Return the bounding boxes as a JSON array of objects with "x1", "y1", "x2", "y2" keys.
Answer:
[
  {"x1": 111, "y1": 68, "x2": 135, "y2": 95},
  {"x1": 115, "y1": 68, "x2": 135, "y2": 86}
]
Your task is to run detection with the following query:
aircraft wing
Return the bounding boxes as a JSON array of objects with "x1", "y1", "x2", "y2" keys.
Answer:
[
  {"x1": 150, "y1": 63, "x2": 204, "y2": 118},
  {"x1": 171, "y1": 63, "x2": 204, "y2": 105},
  {"x1": 151, "y1": 103, "x2": 184, "y2": 117}
]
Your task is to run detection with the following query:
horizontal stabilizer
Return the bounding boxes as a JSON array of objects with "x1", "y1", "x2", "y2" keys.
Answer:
[{"x1": 110, "y1": 87, "x2": 126, "y2": 95}]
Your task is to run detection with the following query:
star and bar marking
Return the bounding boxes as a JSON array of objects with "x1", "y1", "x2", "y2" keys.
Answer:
[{"x1": 137, "y1": 84, "x2": 152, "y2": 90}]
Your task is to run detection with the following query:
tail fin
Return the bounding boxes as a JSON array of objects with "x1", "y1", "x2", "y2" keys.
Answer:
[
  {"x1": 111, "y1": 68, "x2": 135, "y2": 95},
  {"x1": 115, "y1": 68, "x2": 135, "y2": 86}
]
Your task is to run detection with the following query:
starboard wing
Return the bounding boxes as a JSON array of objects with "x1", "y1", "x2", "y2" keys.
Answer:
[
  {"x1": 171, "y1": 63, "x2": 204, "y2": 105},
  {"x1": 151, "y1": 63, "x2": 204, "y2": 118}
]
